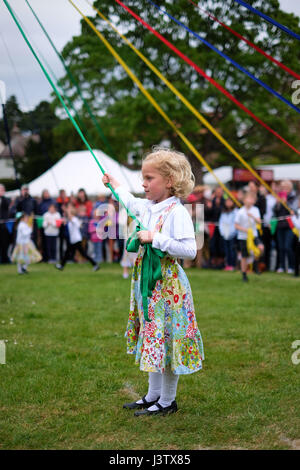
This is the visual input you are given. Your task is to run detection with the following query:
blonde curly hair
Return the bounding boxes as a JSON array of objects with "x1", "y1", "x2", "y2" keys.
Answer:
[{"x1": 143, "y1": 147, "x2": 195, "y2": 199}]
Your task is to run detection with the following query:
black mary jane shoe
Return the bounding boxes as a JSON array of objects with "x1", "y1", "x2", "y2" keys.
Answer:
[
  {"x1": 123, "y1": 395, "x2": 159, "y2": 410},
  {"x1": 134, "y1": 400, "x2": 178, "y2": 417}
]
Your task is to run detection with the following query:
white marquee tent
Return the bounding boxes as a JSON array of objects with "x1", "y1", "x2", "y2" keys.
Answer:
[{"x1": 7, "y1": 150, "x2": 143, "y2": 197}]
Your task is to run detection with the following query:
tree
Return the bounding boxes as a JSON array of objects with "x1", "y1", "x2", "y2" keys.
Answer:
[{"x1": 55, "y1": 0, "x2": 300, "y2": 181}]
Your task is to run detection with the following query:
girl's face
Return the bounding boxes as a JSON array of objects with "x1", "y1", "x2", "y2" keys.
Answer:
[{"x1": 142, "y1": 162, "x2": 172, "y2": 203}]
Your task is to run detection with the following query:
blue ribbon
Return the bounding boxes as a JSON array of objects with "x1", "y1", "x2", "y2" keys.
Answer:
[
  {"x1": 146, "y1": 0, "x2": 300, "y2": 114},
  {"x1": 233, "y1": 0, "x2": 300, "y2": 41}
]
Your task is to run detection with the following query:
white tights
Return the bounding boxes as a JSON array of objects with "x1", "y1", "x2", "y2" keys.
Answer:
[
  {"x1": 137, "y1": 368, "x2": 179, "y2": 409},
  {"x1": 17, "y1": 263, "x2": 28, "y2": 273}
]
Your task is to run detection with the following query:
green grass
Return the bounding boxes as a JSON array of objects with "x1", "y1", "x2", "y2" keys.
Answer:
[{"x1": 0, "y1": 263, "x2": 299, "y2": 450}]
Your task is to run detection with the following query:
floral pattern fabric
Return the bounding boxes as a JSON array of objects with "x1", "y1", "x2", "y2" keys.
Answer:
[
  {"x1": 125, "y1": 202, "x2": 204, "y2": 375},
  {"x1": 12, "y1": 242, "x2": 42, "y2": 265}
]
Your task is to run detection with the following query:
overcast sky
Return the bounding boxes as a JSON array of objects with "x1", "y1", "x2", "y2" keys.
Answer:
[{"x1": 0, "y1": 0, "x2": 300, "y2": 113}]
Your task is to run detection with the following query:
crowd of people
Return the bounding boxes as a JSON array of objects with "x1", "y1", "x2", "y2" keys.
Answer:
[{"x1": 0, "y1": 178, "x2": 300, "y2": 278}]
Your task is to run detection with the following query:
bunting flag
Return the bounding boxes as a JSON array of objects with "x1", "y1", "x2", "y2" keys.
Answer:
[
  {"x1": 147, "y1": 0, "x2": 300, "y2": 114},
  {"x1": 5, "y1": 221, "x2": 14, "y2": 234},
  {"x1": 36, "y1": 216, "x2": 44, "y2": 229},
  {"x1": 187, "y1": 0, "x2": 300, "y2": 80},
  {"x1": 207, "y1": 223, "x2": 216, "y2": 239},
  {"x1": 114, "y1": 0, "x2": 300, "y2": 157},
  {"x1": 270, "y1": 218, "x2": 278, "y2": 235},
  {"x1": 55, "y1": 219, "x2": 63, "y2": 228},
  {"x1": 287, "y1": 216, "x2": 300, "y2": 238}
]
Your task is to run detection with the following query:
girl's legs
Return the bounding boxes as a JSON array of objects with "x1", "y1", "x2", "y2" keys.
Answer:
[
  {"x1": 147, "y1": 368, "x2": 179, "y2": 411},
  {"x1": 136, "y1": 372, "x2": 161, "y2": 404}
]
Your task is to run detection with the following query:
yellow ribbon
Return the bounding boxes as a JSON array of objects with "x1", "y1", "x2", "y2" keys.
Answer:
[
  {"x1": 84, "y1": 0, "x2": 292, "y2": 214},
  {"x1": 246, "y1": 228, "x2": 260, "y2": 258},
  {"x1": 68, "y1": 0, "x2": 240, "y2": 206}
]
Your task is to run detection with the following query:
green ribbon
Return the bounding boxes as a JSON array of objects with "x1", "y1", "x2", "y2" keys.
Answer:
[
  {"x1": 270, "y1": 218, "x2": 278, "y2": 235},
  {"x1": 126, "y1": 225, "x2": 165, "y2": 322}
]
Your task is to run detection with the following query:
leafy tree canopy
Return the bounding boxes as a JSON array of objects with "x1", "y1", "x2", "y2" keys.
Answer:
[{"x1": 55, "y1": 0, "x2": 300, "y2": 180}]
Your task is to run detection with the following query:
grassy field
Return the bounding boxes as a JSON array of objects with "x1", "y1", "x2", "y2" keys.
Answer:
[{"x1": 0, "y1": 262, "x2": 299, "y2": 450}]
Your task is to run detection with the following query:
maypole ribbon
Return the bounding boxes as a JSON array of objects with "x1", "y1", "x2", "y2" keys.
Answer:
[
  {"x1": 90, "y1": 1, "x2": 292, "y2": 213},
  {"x1": 2, "y1": 0, "x2": 141, "y2": 226},
  {"x1": 187, "y1": 0, "x2": 300, "y2": 81},
  {"x1": 233, "y1": 0, "x2": 300, "y2": 41},
  {"x1": 115, "y1": 0, "x2": 300, "y2": 156},
  {"x1": 147, "y1": 0, "x2": 300, "y2": 114},
  {"x1": 24, "y1": 0, "x2": 115, "y2": 159},
  {"x1": 68, "y1": 0, "x2": 240, "y2": 207},
  {"x1": 3, "y1": 0, "x2": 166, "y2": 322}
]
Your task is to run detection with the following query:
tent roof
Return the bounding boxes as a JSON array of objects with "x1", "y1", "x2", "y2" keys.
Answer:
[{"x1": 7, "y1": 150, "x2": 143, "y2": 198}]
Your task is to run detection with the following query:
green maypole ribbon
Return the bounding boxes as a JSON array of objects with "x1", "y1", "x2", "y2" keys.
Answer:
[
  {"x1": 270, "y1": 218, "x2": 278, "y2": 235},
  {"x1": 126, "y1": 225, "x2": 165, "y2": 322}
]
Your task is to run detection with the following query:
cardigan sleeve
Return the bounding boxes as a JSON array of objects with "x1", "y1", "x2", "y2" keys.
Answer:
[
  {"x1": 114, "y1": 186, "x2": 148, "y2": 219},
  {"x1": 152, "y1": 233, "x2": 196, "y2": 259}
]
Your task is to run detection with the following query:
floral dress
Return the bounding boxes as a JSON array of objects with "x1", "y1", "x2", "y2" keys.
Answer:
[{"x1": 125, "y1": 202, "x2": 204, "y2": 375}]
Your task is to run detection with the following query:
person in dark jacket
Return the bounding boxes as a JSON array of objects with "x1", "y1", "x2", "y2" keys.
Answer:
[
  {"x1": 205, "y1": 186, "x2": 225, "y2": 268},
  {"x1": 0, "y1": 184, "x2": 11, "y2": 263},
  {"x1": 14, "y1": 185, "x2": 38, "y2": 216},
  {"x1": 273, "y1": 180, "x2": 298, "y2": 273}
]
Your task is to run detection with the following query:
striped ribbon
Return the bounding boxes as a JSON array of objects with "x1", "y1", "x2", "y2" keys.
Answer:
[
  {"x1": 68, "y1": 0, "x2": 241, "y2": 206},
  {"x1": 114, "y1": 0, "x2": 300, "y2": 156},
  {"x1": 233, "y1": 0, "x2": 300, "y2": 41},
  {"x1": 187, "y1": 0, "x2": 300, "y2": 81},
  {"x1": 91, "y1": 1, "x2": 291, "y2": 214},
  {"x1": 147, "y1": 0, "x2": 300, "y2": 114}
]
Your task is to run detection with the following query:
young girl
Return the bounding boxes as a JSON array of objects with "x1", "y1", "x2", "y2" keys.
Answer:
[
  {"x1": 12, "y1": 213, "x2": 42, "y2": 274},
  {"x1": 42, "y1": 203, "x2": 61, "y2": 263},
  {"x1": 235, "y1": 192, "x2": 264, "y2": 282},
  {"x1": 55, "y1": 203, "x2": 99, "y2": 271},
  {"x1": 102, "y1": 147, "x2": 204, "y2": 416},
  {"x1": 88, "y1": 208, "x2": 103, "y2": 265}
]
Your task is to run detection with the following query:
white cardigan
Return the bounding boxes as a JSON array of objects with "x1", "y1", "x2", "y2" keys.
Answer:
[
  {"x1": 115, "y1": 187, "x2": 196, "y2": 260},
  {"x1": 16, "y1": 221, "x2": 32, "y2": 245}
]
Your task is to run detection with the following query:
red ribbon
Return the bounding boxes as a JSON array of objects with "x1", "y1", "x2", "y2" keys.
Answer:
[
  {"x1": 188, "y1": 0, "x2": 300, "y2": 81},
  {"x1": 115, "y1": 0, "x2": 300, "y2": 156}
]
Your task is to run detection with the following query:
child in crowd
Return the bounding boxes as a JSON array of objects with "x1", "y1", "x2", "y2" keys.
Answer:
[
  {"x1": 42, "y1": 203, "x2": 61, "y2": 263},
  {"x1": 88, "y1": 208, "x2": 103, "y2": 265},
  {"x1": 235, "y1": 192, "x2": 264, "y2": 282},
  {"x1": 219, "y1": 198, "x2": 238, "y2": 271},
  {"x1": 12, "y1": 213, "x2": 42, "y2": 274},
  {"x1": 102, "y1": 147, "x2": 204, "y2": 416},
  {"x1": 55, "y1": 203, "x2": 99, "y2": 271}
]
